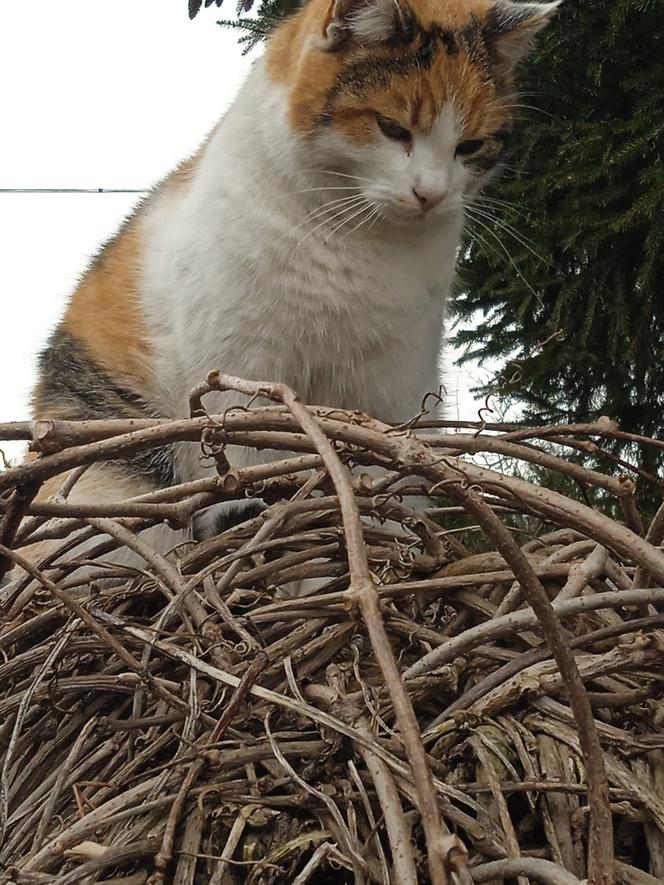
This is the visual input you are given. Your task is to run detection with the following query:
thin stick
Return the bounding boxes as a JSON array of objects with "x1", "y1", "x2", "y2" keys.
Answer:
[
  {"x1": 203, "y1": 371, "x2": 453, "y2": 885},
  {"x1": 443, "y1": 488, "x2": 613, "y2": 885},
  {"x1": 471, "y1": 857, "x2": 582, "y2": 884}
]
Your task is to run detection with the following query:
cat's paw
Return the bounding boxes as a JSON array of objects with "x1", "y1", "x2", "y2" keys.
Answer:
[{"x1": 192, "y1": 499, "x2": 266, "y2": 541}]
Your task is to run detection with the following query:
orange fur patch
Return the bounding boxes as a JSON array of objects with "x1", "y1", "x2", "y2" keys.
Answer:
[
  {"x1": 164, "y1": 142, "x2": 210, "y2": 195},
  {"x1": 48, "y1": 148, "x2": 206, "y2": 416},
  {"x1": 166, "y1": 155, "x2": 199, "y2": 194},
  {"x1": 31, "y1": 139, "x2": 214, "y2": 425},
  {"x1": 266, "y1": 0, "x2": 515, "y2": 143},
  {"x1": 14, "y1": 464, "x2": 162, "y2": 573},
  {"x1": 60, "y1": 220, "x2": 152, "y2": 393}
]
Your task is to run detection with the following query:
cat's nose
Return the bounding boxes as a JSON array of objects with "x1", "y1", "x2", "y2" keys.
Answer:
[{"x1": 412, "y1": 186, "x2": 445, "y2": 211}]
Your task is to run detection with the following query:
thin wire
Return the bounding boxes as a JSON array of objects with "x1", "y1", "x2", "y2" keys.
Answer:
[{"x1": 0, "y1": 188, "x2": 149, "y2": 194}]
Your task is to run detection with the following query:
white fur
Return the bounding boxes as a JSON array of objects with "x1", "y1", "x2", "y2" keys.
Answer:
[
  {"x1": 347, "y1": 0, "x2": 399, "y2": 44},
  {"x1": 140, "y1": 57, "x2": 471, "y2": 490},
  {"x1": 322, "y1": 0, "x2": 400, "y2": 47},
  {"x1": 490, "y1": 1, "x2": 562, "y2": 64},
  {"x1": 493, "y1": 0, "x2": 561, "y2": 32}
]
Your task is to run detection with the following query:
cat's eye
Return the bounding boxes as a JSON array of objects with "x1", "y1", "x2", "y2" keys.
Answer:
[
  {"x1": 455, "y1": 139, "x2": 485, "y2": 157},
  {"x1": 377, "y1": 116, "x2": 412, "y2": 144}
]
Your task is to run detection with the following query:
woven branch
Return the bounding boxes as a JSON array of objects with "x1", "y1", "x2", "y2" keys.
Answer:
[{"x1": 0, "y1": 372, "x2": 663, "y2": 885}]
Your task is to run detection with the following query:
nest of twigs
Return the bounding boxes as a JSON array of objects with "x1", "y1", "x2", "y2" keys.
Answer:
[{"x1": 1, "y1": 372, "x2": 664, "y2": 885}]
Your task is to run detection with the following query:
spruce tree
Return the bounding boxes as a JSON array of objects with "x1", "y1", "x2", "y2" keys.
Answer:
[
  {"x1": 453, "y1": 0, "x2": 664, "y2": 480},
  {"x1": 188, "y1": 0, "x2": 304, "y2": 51}
]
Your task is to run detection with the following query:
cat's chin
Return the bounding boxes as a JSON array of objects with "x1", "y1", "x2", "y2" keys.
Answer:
[{"x1": 384, "y1": 204, "x2": 460, "y2": 228}]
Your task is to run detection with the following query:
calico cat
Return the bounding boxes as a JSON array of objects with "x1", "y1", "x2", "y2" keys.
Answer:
[{"x1": 26, "y1": 0, "x2": 557, "y2": 569}]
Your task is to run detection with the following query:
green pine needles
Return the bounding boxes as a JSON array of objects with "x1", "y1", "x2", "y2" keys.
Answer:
[
  {"x1": 189, "y1": 0, "x2": 304, "y2": 52},
  {"x1": 454, "y1": 0, "x2": 663, "y2": 477}
]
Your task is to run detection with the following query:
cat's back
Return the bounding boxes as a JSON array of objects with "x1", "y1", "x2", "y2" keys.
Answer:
[{"x1": 32, "y1": 211, "x2": 157, "y2": 424}]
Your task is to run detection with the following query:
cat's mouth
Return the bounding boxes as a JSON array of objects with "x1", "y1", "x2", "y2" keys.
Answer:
[{"x1": 387, "y1": 201, "x2": 453, "y2": 225}]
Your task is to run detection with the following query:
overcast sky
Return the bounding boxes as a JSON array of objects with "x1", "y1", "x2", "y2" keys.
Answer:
[{"x1": 1, "y1": 0, "x2": 488, "y2": 465}]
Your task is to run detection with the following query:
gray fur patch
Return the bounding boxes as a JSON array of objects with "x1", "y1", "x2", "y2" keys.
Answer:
[
  {"x1": 192, "y1": 499, "x2": 267, "y2": 540},
  {"x1": 36, "y1": 329, "x2": 177, "y2": 488}
]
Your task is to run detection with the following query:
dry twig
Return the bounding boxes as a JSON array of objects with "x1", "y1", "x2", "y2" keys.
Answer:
[{"x1": 1, "y1": 371, "x2": 663, "y2": 883}]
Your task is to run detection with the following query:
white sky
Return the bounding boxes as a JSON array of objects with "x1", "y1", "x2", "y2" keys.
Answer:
[{"x1": 0, "y1": 0, "x2": 490, "y2": 466}]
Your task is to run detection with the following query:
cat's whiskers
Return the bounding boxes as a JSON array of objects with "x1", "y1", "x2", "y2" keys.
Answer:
[
  {"x1": 465, "y1": 202, "x2": 550, "y2": 266},
  {"x1": 341, "y1": 205, "x2": 382, "y2": 243},
  {"x1": 338, "y1": 200, "x2": 382, "y2": 243},
  {"x1": 463, "y1": 219, "x2": 506, "y2": 266},
  {"x1": 367, "y1": 204, "x2": 385, "y2": 232},
  {"x1": 473, "y1": 200, "x2": 526, "y2": 221},
  {"x1": 493, "y1": 163, "x2": 525, "y2": 176},
  {"x1": 294, "y1": 193, "x2": 366, "y2": 232},
  {"x1": 465, "y1": 205, "x2": 528, "y2": 261},
  {"x1": 473, "y1": 194, "x2": 531, "y2": 220},
  {"x1": 464, "y1": 204, "x2": 523, "y2": 264},
  {"x1": 485, "y1": 91, "x2": 538, "y2": 109},
  {"x1": 324, "y1": 197, "x2": 374, "y2": 243},
  {"x1": 466, "y1": 212, "x2": 540, "y2": 303},
  {"x1": 485, "y1": 98, "x2": 557, "y2": 122},
  {"x1": 292, "y1": 185, "x2": 362, "y2": 195},
  {"x1": 292, "y1": 195, "x2": 368, "y2": 253},
  {"x1": 463, "y1": 207, "x2": 543, "y2": 306},
  {"x1": 317, "y1": 169, "x2": 374, "y2": 183},
  {"x1": 474, "y1": 194, "x2": 525, "y2": 210}
]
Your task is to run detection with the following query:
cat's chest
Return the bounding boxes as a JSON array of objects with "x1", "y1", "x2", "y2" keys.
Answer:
[
  {"x1": 144, "y1": 191, "x2": 456, "y2": 418},
  {"x1": 202, "y1": 205, "x2": 445, "y2": 339}
]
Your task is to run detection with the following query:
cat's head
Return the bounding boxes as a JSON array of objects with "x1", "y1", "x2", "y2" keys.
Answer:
[{"x1": 266, "y1": 0, "x2": 558, "y2": 224}]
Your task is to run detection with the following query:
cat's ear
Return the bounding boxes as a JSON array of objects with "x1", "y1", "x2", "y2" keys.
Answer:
[
  {"x1": 483, "y1": 1, "x2": 560, "y2": 67},
  {"x1": 321, "y1": 0, "x2": 403, "y2": 49}
]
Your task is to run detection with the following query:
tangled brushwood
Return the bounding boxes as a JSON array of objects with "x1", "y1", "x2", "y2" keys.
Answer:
[{"x1": 1, "y1": 373, "x2": 664, "y2": 885}]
